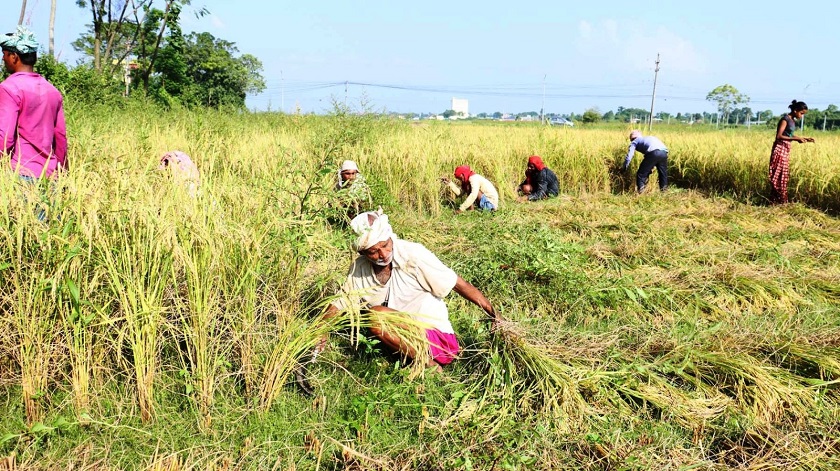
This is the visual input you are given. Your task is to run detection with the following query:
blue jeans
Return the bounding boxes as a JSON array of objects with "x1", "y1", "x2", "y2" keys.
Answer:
[
  {"x1": 19, "y1": 175, "x2": 51, "y2": 221},
  {"x1": 477, "y1": 194, "x2": 496, "y2": 211}
]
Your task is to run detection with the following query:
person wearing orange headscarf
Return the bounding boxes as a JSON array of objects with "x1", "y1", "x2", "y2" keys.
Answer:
[
  {"x1": 443, "y1": 165, "x2": 499, "y2": 213},
  {"x1": 518, "y1": 155, "x2": 559, "y2": 201}
]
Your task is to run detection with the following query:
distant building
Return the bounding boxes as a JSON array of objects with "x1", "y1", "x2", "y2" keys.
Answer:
[{"x1": 451, "y1": 97, "x2": 469, "y2": 116}]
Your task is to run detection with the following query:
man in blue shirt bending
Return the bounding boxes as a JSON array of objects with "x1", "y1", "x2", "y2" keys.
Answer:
[{"x1": 622, "y1": 130, "x2": 669, "y2": 193}]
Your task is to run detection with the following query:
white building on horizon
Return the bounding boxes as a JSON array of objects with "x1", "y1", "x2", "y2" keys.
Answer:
[{"x1": 451, "y1": 97, "x2": 469, "y2": 117}]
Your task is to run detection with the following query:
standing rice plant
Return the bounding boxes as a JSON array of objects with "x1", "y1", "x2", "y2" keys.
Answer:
[
  {"x1": 98, "y1": 204, "x2": 173, "y2": 423},
  {"x1": 0, "y1": 180, "x2": 77, "y2": 425},
  {"x1": 256, "y1": 302, "x2": 333, "y2": 413},
  {"x1": 54, "y1": 223, "x2": 104, "y2": 420},
  {"x1": 170, "y1": 195, "x2": 230, "y2": 430},
  {"x1": 222, "y1": 224, "x2": 266, "y2": 400},
  {"x1": 51, "y1": 174, "x2": 110, "y2": 421}
]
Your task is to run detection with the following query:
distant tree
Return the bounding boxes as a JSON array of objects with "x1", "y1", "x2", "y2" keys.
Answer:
[
  {"x1": 476, "y1": 112, "x2": 488, "y2": 119},
  {"x1": 614, "y1": 107, "x2": 649, "y2": 123},
  {"x1": 174, "y1": 32, "x2": 265, "y2": 108},
  {"x1": 492, "y1": 111, "x2": 502, "y2": 119},
  {"x1": 581, "y1": 107, "x2": 601, "y2": 124},
  {"x1": 602, "y1": 110, "x2": 615, "y2": 121},
  {"x1": 706, "y1": 84, "x2": 749, "y2": 125},
  {"x1": 442, "y1": 109, "x2": 456, "y2": 118}
]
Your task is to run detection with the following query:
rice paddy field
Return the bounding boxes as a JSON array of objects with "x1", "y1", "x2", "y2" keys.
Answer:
[{"x1": 1, "y1": 104, "x2": 839, "y2": 470}]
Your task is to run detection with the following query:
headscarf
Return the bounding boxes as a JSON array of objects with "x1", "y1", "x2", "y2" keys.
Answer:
[
  {"x1": 524, "y1": 155, "x2": 546, "y2": 186},
  {"x1": 338, "y1": 160, "x2": 360, "y2": 187},
  {"x1": 160, "y1": 151, "x2": 199, "y2": 180},
  {"x1": 350, "y1": 208, "x2": 396, "y2": 251},
  {"x1": 629, "y1": 130, "x2": 642, "y2": 141},
  {"x1": 453, "y1": 165, "x2": 475, "y2": 192},
  {"x1": 159, "y1": 151, "x2": 200, "y2": 196},
  {"x1": 0, "y1": 26, "x2": 39, "y2": 54},
  {"x1": 527, "y1": 155, "x2": 546, "y2": 171}
]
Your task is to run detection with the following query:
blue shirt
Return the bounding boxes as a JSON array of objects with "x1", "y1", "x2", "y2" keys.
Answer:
[{"x1": 624, "y1": 135, "x2": 668, "y2": 167}]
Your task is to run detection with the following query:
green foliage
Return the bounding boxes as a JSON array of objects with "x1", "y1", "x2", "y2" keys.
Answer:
[
  {"x1": 1, "y1": 112, "x2": 840, "y2": 469},
  {"x1": 706, "y1": 84, "x2": 750, "y2": 123},
  {"x1": 580, "y1": 107, "x2": 602, "y2": 124}
]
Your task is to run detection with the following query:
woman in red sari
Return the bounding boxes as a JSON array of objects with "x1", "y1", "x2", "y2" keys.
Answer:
[{"x1": 769, "y1": 100, "x2": 814, "y2": 204}]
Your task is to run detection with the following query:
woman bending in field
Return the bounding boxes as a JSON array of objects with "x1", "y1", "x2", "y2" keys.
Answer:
[{"x1": 769, "y1": 100, "x2": 814, "y2": 204}]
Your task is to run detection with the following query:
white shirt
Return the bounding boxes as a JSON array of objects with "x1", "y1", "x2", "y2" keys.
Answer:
[
  {"x1": 332, "y1": 238, "x2": 458, "y2": 333},
  {"x1": 447, "y1": 174, "x2": 500, "y2": 211}
]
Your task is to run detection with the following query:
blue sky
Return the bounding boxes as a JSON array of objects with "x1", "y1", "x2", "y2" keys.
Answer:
[{"x1": 20, "y1": 0, "x2": 840, "y2": 115}]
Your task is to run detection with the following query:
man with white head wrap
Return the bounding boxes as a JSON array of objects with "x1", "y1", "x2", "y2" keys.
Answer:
[
  {"x1": 320, "y1": 209, "x2": 501, "y2": 371},
  {"x1": 622, "y1": 130, "x2": 669, "y2": 193}
]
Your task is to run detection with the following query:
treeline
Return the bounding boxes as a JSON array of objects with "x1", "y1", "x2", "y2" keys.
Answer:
[
  {"x1": 15, "y1": 0, "x2": 265, "y2": 110},
  {"x1": 573, "y1": 106, "x2": 840, "y2": 129}
]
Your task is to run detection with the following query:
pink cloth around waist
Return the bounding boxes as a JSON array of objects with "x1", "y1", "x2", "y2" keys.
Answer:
[{"x1": 426, "y1": 329, "x2": 459, "y2": 365}]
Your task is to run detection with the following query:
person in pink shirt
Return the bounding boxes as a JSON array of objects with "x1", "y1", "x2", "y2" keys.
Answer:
[{"x1": 0, "y1": 26, "x2": 67, "y2": 179}]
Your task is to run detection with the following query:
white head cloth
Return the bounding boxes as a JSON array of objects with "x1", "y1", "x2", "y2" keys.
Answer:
[
  {"x1": 341, "y1": 160, "x2": 359, "y2": 172},
  {"x1": 350, "y1": 208, "x2": 395, "y2": 251},
  {"x1": 338, "y1": 160, "x2": 361, "y2": 187}
]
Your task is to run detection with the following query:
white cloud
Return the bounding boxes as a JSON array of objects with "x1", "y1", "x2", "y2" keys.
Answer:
[
  {"x1": 573, "y1": 19, "x2": 707, "y2": 75},
  {"x1": 578, "y1": 20, "x2": 593, "y2": 40},
  {"x1": 210, "y1": 15, "x2": 226, "y2": 29}
]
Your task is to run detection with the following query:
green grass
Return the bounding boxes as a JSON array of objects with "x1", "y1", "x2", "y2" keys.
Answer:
[{"x1": 0, "y1": 106, "x2": 838, "y2": 469}]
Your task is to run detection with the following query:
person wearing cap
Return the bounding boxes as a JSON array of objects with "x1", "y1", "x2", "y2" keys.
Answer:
[
  {"x1": 334, "y1": 159, "x2": 372, "y2": 217},
  {"x1": 442, "y1": 165, "x2": 499, "y2": 213},
  {"x1": 517, "y1": 155, "x2": 559, "y2": 201},
  {"x1": 622, "y1": 130, "x2": 668, "y2": 193},
  {"x1": 318, "y1": 209, "x2": 501, "y2": 371},
  {"x1": 0, "y1": 26, "x2": 67, "y2": 179}
]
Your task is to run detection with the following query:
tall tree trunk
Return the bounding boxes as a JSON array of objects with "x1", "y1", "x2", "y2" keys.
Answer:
[
  {"x1": 18, "y1": 0, "x2": 28, "y2": 25},
  {"x1": 90, "y1": 1, "x2": 102, "y2": 70},
  {"x1": 142, "y1": 0, "x2": 174, "y2": 92},
  {"x1": 49, "y1": 0, "x2": 56, "y2": 57}
]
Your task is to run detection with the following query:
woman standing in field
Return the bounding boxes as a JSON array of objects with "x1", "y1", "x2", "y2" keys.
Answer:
[{"x1": 769, "y1": 100, "x2": 814, "y2": 204}]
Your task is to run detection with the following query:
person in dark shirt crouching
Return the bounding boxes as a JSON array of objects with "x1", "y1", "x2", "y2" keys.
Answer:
[{"x1": 518, "y1": 155, "x2": 559, "y2": 201}]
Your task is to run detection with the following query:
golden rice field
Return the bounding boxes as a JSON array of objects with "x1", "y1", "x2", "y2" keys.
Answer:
[{"x1": 0, "y1": 105, "x2": 838, "y2": 470}]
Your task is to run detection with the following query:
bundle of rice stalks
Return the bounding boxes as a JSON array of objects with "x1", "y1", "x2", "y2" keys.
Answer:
[
  {"x1": 765, "y1": 339, "x2": 840, "y2": 384},
  {"x1": 709, "y1": 424, "x2": 840, "y2": 470},
  {"x1": 485, "y1": 322, "x2": 589, "y2": 423},
  {"x1": 338, "y1": 302, "x2": 435, "y2": 378},
  {"x1": 605, "y1": 364, "x2": 731, "y2": 429},
  {"x1": 665, "y1": 347, "x2": 817, "y2": 426}
]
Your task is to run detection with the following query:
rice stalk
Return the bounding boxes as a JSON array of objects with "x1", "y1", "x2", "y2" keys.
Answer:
[
  {"x1": 170, "y1": 194, "x2": 229, "y2": 430},
  {"x1": 486, "y1": 322, "x2": 589, "y2": 424},
  {"x1": 98, "y1": 203, "x2": 173, "y2": 423}
]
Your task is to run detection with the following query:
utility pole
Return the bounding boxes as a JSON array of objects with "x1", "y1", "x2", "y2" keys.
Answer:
[
  {"x1": 541, "y1": 74, "x2": 546, "y2": 124},
  {"x1": 648, "y1": 53, "x2": 660, "y2": 132},
  {"x1": 280, "y1": 70, "x2": 284, "y2": 113},
  {"x1": 344, "y1": 81, "x2": 348, "y2": 107}
]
